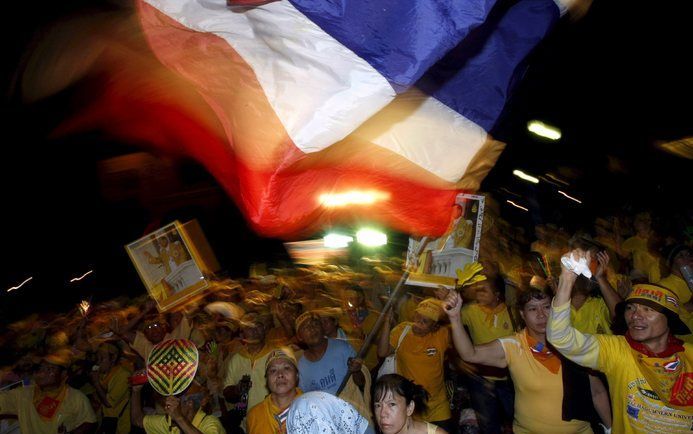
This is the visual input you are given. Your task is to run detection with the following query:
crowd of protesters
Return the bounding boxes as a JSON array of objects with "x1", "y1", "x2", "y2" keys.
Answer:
[{"x1": 0, "y1": 201, "x2": 691, "y2": 434}]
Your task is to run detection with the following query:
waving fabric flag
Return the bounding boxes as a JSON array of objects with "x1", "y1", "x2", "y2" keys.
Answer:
[{"x1": 53, "y1": 0, "x2": 568, "y2": 238}]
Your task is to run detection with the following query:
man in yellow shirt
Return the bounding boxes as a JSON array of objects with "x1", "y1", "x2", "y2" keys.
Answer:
[
  {"x1": 378, "y1": 298, "x2": 452, "y2": 431},
  {"x1": 247, "y1": 347, "x2": 302, "y2": 433},
  {"x1": 0, "y1": 349, "x2": 97, "y2": 434},
  {"x1": 548, "y1": 249, "x2": 693, "y2": 433},
  {"x1": 132, "y1": 380, "x2": 225, "y2": 434}
]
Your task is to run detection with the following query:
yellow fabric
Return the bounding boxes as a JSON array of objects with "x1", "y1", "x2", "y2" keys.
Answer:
[
  {"x1": 415, "y1": 298, "x2": 445, "y2": 322},
  {"x1": 595, "y1": 335, "x2": 693, "y2": 433},
  {"x1": 461, "y1": 303, "x2": 514, "y2": 344},
  {"x1": 223, "y1": 344, "x2": 273, "y2": 411},
  {"x1": 548, "y1": 300, "x2": 693, "y2": 433},
  {"x1": 0, "y1": 385, "x2": 96, "y2": 434},
  {"x1": 100, "y1": 365, "x2": 132, "y2": 434},
  {"x1": 247, "y1": 389, "x2": 302, "y2": 434},
  {"x1": 390, "y1": 322, "x2": 450, "y2": 422},
  {"x1": 143, "y1": 409, "x2": 225, "y2": 434},
  {"x1": 132, "y1": 316, "x2": 192, "y2": 360},
  {"x1": 658, "y1": 274, "x2": 691, "y2": 304},
  {"x1": 622, "y1": 236, "x2": 660, "y2": 282},
  {"x1": 571, "y1": 297, "x2": 612, "y2": 335},
  {"x1": 460, "y1": 302, "x2": 514, "y2": 379},
  {"x1": 425, "y1": 421, "x2": 439, "y2": 434},
  {"x1": 398, "y1": 295, "x2": 419, "y2": 323},
  {"x1": 338, "y1": 364, "x2": 373, "y2": 426},
  {"x1": 498, "y1": 331, "x2": 592, "y2": 433},
  {"x1": 341, "y1": 310, "x2": 380, "y2": 370}
]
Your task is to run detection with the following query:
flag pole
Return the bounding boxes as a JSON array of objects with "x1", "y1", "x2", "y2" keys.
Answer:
[{"x1": 336, "y1": 237, "x2": 429, "y2": 395}]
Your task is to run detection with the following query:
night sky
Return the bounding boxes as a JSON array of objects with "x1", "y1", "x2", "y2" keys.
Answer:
[{"x1": 1, "y1": 0, "x2": 691, "y2": 322}]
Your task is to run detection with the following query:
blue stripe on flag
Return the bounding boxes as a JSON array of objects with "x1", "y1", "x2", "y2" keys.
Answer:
[
  {"x1": 288, "y1": 0, "x2": 500, "y2": 90},
  {"x1": 416, "y1": 0, "x2": 560, "y2": 131}
]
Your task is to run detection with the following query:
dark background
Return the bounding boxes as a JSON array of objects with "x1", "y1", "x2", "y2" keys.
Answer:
[{"x1": 1, "y1": 0, "x2": 691, "y2": 322}]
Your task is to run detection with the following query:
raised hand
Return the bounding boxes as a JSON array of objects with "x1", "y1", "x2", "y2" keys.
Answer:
[{"x1": 443, "y1": 291, "x2": 463, "y2": 321}]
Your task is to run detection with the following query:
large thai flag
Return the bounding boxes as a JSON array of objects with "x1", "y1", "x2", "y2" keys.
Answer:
[{"x1": 60, "y1": 0, "x2": 567, "y2": 238}]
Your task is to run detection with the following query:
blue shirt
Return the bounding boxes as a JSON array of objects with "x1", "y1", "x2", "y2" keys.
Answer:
[{"x1": 298, "y1": 338, "x2": 356, "y2": 395}]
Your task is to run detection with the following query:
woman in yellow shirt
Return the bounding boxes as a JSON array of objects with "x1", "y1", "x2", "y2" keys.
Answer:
[
  {"x1": 445, "y1": 289, "x2": 595, "y2": 433},
  {"x1": 246, "y1": 348, "x2": 302, "y2": 434}
]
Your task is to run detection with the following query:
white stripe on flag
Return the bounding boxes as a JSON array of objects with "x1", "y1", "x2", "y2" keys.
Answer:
[
  {"x1": 352, "y1": 88, "x2": 488, "y2": 183},
  {"x1": 143, "y1": 0, "x2": 395, "y2": 152}
]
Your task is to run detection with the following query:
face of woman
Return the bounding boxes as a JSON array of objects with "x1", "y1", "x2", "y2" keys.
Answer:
[
  {"x1": 520, "y1": 297, "x2": 551, "y2": 335},
  {"x1": 374, "y1": 390, "x2": 414, "y2": 434}
]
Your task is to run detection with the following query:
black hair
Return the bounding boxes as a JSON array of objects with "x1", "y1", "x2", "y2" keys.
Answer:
[
  {"x1": 517, "y1": 288, "x2": 551, "y2": 310},
  {"x1": 374, "y1": 374, "x2": 429, "y2": 415},
  {"x1": 491, "y1": 274, "x2": 507, "y2": 302}
]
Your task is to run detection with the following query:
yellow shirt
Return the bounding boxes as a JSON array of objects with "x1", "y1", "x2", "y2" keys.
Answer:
[
  {"x1": 391, "y1": 322, "x2": 451, "y2": 422},
  {"x1": 461, "y1": 303, "x2": 514, "y2": 344},
  {"x1": 0, "y1": 385, "x2": 97, "y2": 434},
  {"x1": 657, "y1": 274, "x2": 691, "y2": 304},
  {"x1": 622, "y1": 236, "x2": 660, "y2": 282},
  {"x1": 499, "y1": 331, "x2": 592, "y2": 434},
  {"x1": 461, "y1": 302, "x2": 514, "y2": 379},
  {"x1": 246, "y1": 389, "x2": 302, "y2": 434},
  {"x1": 223, "y1": 345, "x2": 273, "y2": 411},
  {"x1": 341, "y1": 310, "x2": 381, "y2": 370},
  {"x1": 100, "y1": 365, "x2": 132, "y2": 434},
  {"x1": 143, "y1": 409, "x2": 225, "y2": 434},
  {"x1": 548, "y1": 300, "x2": 693, "y2": 434},
  {"x1": 571, "y1": 297, "x2": 612, "y2": 335}
]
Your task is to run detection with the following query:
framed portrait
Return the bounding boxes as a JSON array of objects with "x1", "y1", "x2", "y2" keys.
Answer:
[
  {"x1": 406, "y1": 193, "x2": 485, "y2": 288},
  {"x1": 126, "y1": 220, "x2": 218, "y2": 311}
]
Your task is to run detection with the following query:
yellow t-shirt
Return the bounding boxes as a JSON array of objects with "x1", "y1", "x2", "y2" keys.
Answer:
[
  {"x1": 391, "y1": 322, "x2": 451, "y2": 422},
  {"x1": 571, "y1": 297, "x2": 612, "y2": 335},
  {"x1": 246, "y1": 389, "x2": 302, "y2": 434},
  {"x1": 461, "y1": 303, "x2": 514, "y2": 344},
  {"x1": 622, "y1": 236, "x2": 660, "y2": 282},
  {"x1": 657, "y1": 274, "x2": 691, "y2": 304},
  {"x1": 461, "y1": 302, "x2": 514, "y2": 379},
  {"x1": 548, "y1": 300, "x2": 693, "y2": 434},
  {"x1": 0, "y1": 385, "x2": 97, "y2": 434},
  {"x1": 223, "y1": 345, "x2": 273, "y2": 411},
  {"x1": 594, "y1": 335, "x2": 693, "y2": 433},
  {"x1": 100, "y1": 365, "x2": 132, "y2": 434},
  {"x1": 143, "y1": 409, "x2": 225, "y2": 434},
  {"x1": 499, "y1": 331, "x2": 592, "y2": 434},
  {"x1": 341, "y1": 310, "x2": 381, "y2": 370}
]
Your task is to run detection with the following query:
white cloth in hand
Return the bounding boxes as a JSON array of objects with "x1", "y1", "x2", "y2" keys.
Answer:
[{"x1": 561, "y1": 253, "x2": 592, "y2": 279}]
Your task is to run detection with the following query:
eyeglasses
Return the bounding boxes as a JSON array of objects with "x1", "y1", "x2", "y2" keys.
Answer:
[{"x1": 145, "y1": 323, "x2": 163, "y2": 330}]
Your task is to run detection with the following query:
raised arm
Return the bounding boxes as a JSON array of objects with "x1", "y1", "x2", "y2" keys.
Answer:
[
  {"x1": 443, "y1": 292, "x2": 506, "y2": 368},
  {"x1": 547, "y1": 250, "x2": 600, "y2": 369}
]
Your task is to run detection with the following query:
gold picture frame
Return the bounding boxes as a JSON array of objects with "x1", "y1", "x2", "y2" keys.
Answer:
[{"x1": 125, "y1": 220, "x2": 218, "y2": 311}]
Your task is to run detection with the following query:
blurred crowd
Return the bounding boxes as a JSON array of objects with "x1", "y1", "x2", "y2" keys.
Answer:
[{"x1": 0, "y1": 199, "x2": 691, "y2": 434}]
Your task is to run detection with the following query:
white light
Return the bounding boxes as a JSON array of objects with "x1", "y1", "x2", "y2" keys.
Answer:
[
  {"x1": 319, "y1": 190, "x2": 389, "y2": 207},
  {"x1": 558, "y1": 190, "x2": 582, "y2": 204},
  {"x1": 7, "y1": 276, "x2": 33, "y2": 293},
  {"x1": 323, "y1": 233, "x2": 354, "y2": 248},
  {"x1": 356, "y1": 229, "x2": 387, "y2": 247},
  {"x1": 512, "y1": 170, "x2": 540, "y2": 184},
  {"x1": 527, "y1": 120, "x2": 562, "y2": 140},
  {"x1": 506, "y1": 200, "x2": 529, "y2": 212},
  {"x1": 70, "y1": 270, "x2": 93, "y2": 283}
]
